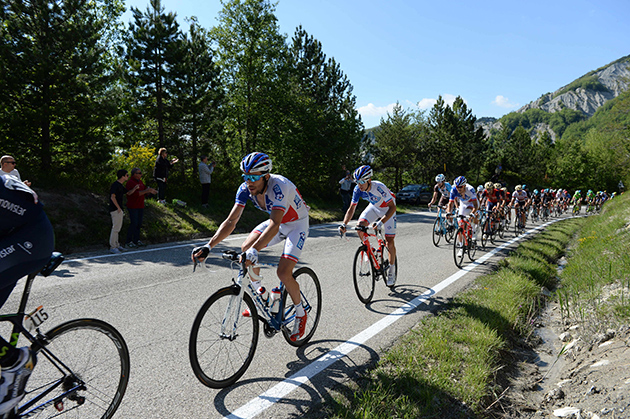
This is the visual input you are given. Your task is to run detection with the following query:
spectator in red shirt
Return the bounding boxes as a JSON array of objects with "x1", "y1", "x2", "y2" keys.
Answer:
[{"x1": 125, "y1": 168, "x2": 157, "y2": 248}]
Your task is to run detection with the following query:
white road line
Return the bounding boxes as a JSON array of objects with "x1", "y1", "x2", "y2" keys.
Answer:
[
  {"x1": 63, "y1": 212, "x2": 423, "y2": 263},
  {"x1": 227, "y1": 218, "x2": 561, "y2": 419}
]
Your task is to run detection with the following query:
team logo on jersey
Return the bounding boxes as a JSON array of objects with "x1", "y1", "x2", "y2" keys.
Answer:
[
  {"x1": 296, "y1": 232, "x2": 306, "y2": 250},
  {"x1": 377, "y1": 185, "x2": 387, "y2": 197},
  {"x1": 293, "y1": 195, "x2": 302, "y2": 208},
  {"x1": 273, "y1": 184, "x2": 284, "y2": 201}
]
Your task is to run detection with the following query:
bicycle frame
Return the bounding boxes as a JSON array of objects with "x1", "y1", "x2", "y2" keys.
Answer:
[
  {"x1": 219, "y1": 251, "x2": 307, "y2": 338},
  {"x1": 0, "y1": 259, "x2": 89, "y2": 417},
  {"x1": 436, "y1": 206, "x2": 454, "y2": 235},
  {"x1": 354, "y1": 225, "x2": 387, "y2": 274},
  {"x1": 457, "y1": 215, "x2": 473, "y2": 246}
]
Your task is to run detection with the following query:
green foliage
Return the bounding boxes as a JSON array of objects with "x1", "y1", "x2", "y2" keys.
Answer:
[
  {"x1": 110, "y1": 143, "x2": 156, "y2": 179},
  {"x1": 554, "y1": 74, "x2": 610, "y2": 97},
  {"x1": 0, "y1": 0, "x2": 125, "y2": 184}
]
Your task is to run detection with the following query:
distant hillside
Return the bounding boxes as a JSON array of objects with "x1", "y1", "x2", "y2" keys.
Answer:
[{"x1": 478, "y1": 55, "x2": 630, "y2": 141}]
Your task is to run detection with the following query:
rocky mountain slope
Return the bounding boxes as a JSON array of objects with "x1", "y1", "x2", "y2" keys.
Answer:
[{"x1": 478, "y1": 55, "x2": 630, "y2": 139}]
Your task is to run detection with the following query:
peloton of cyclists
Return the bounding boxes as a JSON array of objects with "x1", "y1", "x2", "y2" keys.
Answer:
[
  {"x1": 339, "y1": 165, "x2": 398, "y2": 286},
  {"x1": 191, "y1": 152, "x2": 310, "y2": 342}
]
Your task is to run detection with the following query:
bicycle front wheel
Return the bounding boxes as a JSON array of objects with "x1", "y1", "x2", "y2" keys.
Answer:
[
  {"x1": 352, "y1": 246, "x2": 375, "y2": 304},
  {"x1": 453, "y1": 228, "x2": 466, "y2": 268},
  {"x1": 24, "y1": 318, "x2": 130, "y2": 419},
  {"x1": 189, "y1": 287, "x2": 259, "y2": 388},
  {"x1": 431, "y1": 218, "x2": 442, "y2": 247},
  {"x1": 283, "y1": 267, "x2": 322, "y2": 347}
]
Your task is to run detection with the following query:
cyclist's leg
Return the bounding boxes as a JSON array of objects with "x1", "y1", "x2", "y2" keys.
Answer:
[
  {"x1": 278, "y1": 218, "x2": 309, "y2": 306},
  {"x1": 383, "y1": 215, "x2": 397, "y2": 265}
]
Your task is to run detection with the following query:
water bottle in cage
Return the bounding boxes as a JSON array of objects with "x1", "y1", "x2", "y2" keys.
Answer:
[
  {"x1": 257, "y1": 286, "x2": 269, "y2": 306},
  {"x1": 269, "y1": 287, "x2": 281, "y2": 314}
]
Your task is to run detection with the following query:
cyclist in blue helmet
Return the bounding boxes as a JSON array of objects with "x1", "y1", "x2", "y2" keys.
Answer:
[
  {"x1": 339, "y1": 165, "x2": 398, "y2": 286},
  {"x1": 446, "y1": 176, "x2": 480, "y2": 257},
  {"x1": 192, "y1": 152, "x2": 310, "y2": 342}
]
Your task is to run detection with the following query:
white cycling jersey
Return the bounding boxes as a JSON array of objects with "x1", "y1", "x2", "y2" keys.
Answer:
[{"x1": 235, "y1": 174, "x2": 308, "y2": 223}]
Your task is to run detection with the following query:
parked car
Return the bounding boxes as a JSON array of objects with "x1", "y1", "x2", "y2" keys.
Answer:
[{"x1": 396, "y1": 184, "x2": 432, "y2": 205}]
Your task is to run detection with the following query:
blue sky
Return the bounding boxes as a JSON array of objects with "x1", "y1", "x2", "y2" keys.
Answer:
[{"x1": 123, "y1": 0, "x2": 630, "y2": 128}]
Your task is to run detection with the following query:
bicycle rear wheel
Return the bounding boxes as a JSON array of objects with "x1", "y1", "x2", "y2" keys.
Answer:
[
  {"x1": 453, "y1": 228, "x2": 466, "y2": 268},
  {"x1": 189, "y1": 286, "x2": 259, "y2": 388},
  {"x1": 431, "y1": 218, "x2": 442, "y2": 247},
  {"x1": 481, "y1": 218, "x2": 491, "y2": 248},
  {"x1": 352, "y1": 246, "x2": 375, "y2": 304},
  {"x1": 283, "y1": 267, "x2": 322, "y2": 347},
  {"x1": 381, "y1": 244, "x2": 398, "y2": 289},
  {"x1": 23, "y1": 318, "x2": 130, "y2": 419}
]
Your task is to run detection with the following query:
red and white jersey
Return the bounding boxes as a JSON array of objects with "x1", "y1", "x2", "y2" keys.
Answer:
[{"x1": 235, "y1": 174, "x2": 308, "y2": 223}]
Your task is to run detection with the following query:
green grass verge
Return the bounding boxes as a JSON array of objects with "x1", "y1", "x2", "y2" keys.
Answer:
[{"x1": 317, "y1": 207, "x2": 615, "y2": 418}]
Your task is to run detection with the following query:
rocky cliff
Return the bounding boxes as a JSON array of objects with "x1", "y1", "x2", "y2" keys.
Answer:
[{"x1": 478, "y1": 55, "x2": 630, "y2": 140}]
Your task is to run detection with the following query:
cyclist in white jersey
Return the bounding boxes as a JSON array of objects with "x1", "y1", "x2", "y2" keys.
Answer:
[
  {"x1": 427, "y1": 173, "x2": 452, "y2": 210},
  {"x1": 192, "y1": 152, "x2": 309, "y2": 341},
  {"x1": 446, "y1": 176, "x2": 480, "y2": 257},
  {"x1": 338, "y1": 165, "x2": 397, "y2": 286},
  {"x1": 510, "y1": 185, "x2": 529, "y2": 228}
]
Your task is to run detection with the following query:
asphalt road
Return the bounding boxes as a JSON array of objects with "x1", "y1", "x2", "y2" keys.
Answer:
[{"x1": 2, "y1": 210, "x2": 567, "y2": 418}]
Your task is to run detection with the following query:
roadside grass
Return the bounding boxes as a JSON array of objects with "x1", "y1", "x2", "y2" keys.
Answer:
[
  {"x1": 42, "y1": 188, "x2": 348, "y2": 253},
  {"x1": 556, "y1": 194, "x2": 630, "y2": 337},
  {"x1": 319, "y1": 214, "x2": 589, "y2": 418}
]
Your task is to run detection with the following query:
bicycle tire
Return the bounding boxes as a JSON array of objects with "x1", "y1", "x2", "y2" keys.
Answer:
[
  {"x1": 381, "y1": 245, "x2": 398, "y2": 289},
  {"x1": 453, "y1": 228, "x2": 466, "y2": 268},
  {"x1": 431, "y1": 218, "x2": 442, "y2": 247},
  {"x1": 481, "y1": 218, "x2": 490, "y2": 248},
  {"x1": 23, "y1": 318, "x2": 130, "y2": 419},
  {"x1": 468, "y1": 237, "x2": 477, "y2": 262},
  {"x1": 445, "y1": 218, "x2": 455, "y2": 243},
  {"x1": 282, "y1": 267, "x2": 322, "y2": 347},
  {"x1": 189, "y1": 286, "x2": 259, "y2": 388},
  {"x1": 352, "y1": 247, "x2": 375, "y2": 304}
]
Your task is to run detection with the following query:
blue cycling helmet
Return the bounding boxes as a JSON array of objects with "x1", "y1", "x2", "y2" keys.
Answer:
[
  {"x1": 435, "y1": 173, "x2": 446, "y2": 183},
  {"x1": 454, "y1": 176, "x2": 467, "y2": 187},
  {"x1": 240, "y1": 152, "x2": 272, "y2": 174},
  {"x1": 534, "y1": 189, "x2": 539, "y2": 195},
  {"x1": 353, "y1": 165, "x2": 373, "y2": 183}
]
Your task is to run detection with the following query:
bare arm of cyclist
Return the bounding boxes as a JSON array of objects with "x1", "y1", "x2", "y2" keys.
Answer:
[{"x1": 193, "y1": 203, "x2": 244, "y2": 261}]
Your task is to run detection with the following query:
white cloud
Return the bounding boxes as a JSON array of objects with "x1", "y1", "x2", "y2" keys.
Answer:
[
  {"x1": 357, "y1": 103, "x2": 397, "y2": 118},
  {"x1": 492, "y1": 95, "x2": 519, "y2": 108},
  {"x1": 358, "y1": 94, "x2": 465, "y2": 125},
  {"x1": 417, "y1": 94, "x2": 461, "y2": 110},
  {"x1": 417, "y1": 98, "x2": 437, "y2": 109}
]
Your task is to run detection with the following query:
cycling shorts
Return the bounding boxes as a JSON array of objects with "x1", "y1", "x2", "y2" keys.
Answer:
[
  {"x1": 359, "y1": 204, "x2": 397, "y2": 237},
  {"x1": 253, "y1": 217, "x2": 309, "y2": 263},
  {"x1": 0, "y1": 213, "x2": 54, "y2": 307}
]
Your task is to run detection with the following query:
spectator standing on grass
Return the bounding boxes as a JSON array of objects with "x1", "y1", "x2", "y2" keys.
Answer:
[
  {"x1": 153, "y1": 148, "x2": 178, "y2": 204},
  {"x1": 338, "y1": 169, "x2": 354, "y2": 213},
  {"x1": 125, "y1": 168, "x2": 157, "y2": 248},
  {"x1": 108, "y1": 169, "x2": 138, "y2": 254},
  {"x1": 0, "y1": 155, "x2": 31, "y2": 187},
  {"x1": 199, "y1": 156, "x2": 215, "y2": 208}
]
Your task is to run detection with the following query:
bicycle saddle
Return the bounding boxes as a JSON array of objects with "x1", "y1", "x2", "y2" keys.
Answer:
[{"x1": 40, "y1": 252, "x2": 64, "y2": 277}]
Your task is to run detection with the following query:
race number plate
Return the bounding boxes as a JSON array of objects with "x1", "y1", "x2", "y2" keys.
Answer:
[{"x1": 24, "y1": 306, "x2": 48, "y2": 331}]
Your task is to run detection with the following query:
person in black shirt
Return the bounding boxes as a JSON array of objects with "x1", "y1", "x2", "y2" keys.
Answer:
[{"x1": 153, "y1": 148, "x2": 178, "y2": 204}]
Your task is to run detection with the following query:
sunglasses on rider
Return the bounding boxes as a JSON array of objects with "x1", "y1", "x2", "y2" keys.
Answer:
[
  {"x1": 242, "y1": 174, "x2": 264, "y2": 182},
  {"x1": 357, "y1": 179, "x2": 367, "y2": 185}
]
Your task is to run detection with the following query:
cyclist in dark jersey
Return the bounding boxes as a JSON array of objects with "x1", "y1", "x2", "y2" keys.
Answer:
[{"x1": 0, "y1": 175, "x2": 54, "y2": 415}]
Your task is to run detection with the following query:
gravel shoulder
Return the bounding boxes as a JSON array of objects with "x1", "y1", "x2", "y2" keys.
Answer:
[{"x1": 498, "y1": 291, "x2": 630, "y2": 419}]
